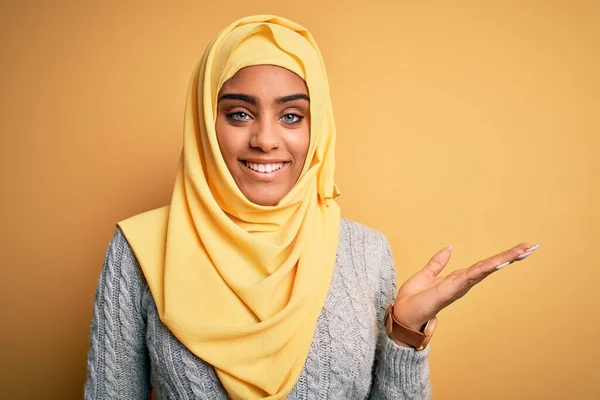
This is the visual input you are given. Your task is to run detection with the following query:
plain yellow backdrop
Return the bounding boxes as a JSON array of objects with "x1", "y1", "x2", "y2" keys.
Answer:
[{"x1": 1, "y1": 1, "x2": 598, "y2": 399}]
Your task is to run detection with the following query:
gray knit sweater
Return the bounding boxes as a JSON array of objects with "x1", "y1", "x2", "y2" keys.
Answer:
[{"x1": 84, "y1": 218, "x2": 431, "y2": 399}]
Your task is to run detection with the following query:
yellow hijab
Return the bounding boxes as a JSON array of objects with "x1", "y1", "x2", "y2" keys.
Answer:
[{"x1": 118, "y1": 15, "x2": 341, "y2": 400}]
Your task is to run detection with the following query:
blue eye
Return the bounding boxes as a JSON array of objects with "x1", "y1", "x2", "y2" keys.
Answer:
[
  {"x1": 227, "y1": 112, "x2": 251, "y2": 121},
  {"x1": 281, "y1": 113, "x2": 303, "y2": 124}
]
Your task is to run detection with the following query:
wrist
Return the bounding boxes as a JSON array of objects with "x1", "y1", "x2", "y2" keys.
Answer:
[
  {"x1": 392, "y1": 304, "x2": 427, "y2": 331},
  {"x1": 388, "y1": 319, "x2": 425, "y2": 348},
  {"x1": 384, "y1": 305, "x2": 437, "y2": 351}
]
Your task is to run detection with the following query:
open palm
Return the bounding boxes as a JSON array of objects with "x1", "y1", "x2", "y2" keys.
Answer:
[{"x1": 392, "y1": 243, "x2": 539, "y2": 331}]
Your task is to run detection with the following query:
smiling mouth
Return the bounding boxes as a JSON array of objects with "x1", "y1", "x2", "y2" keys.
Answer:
[{"x1": 242, "y1": 160, "x2": 288, "y2": 173}]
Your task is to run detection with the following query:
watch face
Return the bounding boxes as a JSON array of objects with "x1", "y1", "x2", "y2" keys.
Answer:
[{"x1": 423, "y1": 316, "x2": 438, "y2": 337}]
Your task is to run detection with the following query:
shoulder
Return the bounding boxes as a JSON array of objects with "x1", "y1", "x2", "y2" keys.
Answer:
[
  {"x1": 339, "y1": 218, "x2": 392, "y2": 255},
  {"x1": 337, "y1": 218, "x2": 394, "y2": 279},
  {"x1": 105, "y1": 228, "x2": 138, "y2": 267},
  {"x1": 101, "y1": 227, "x2": 149, "y2": 296}
]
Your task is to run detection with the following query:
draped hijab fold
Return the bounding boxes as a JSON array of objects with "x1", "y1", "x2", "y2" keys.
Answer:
[{"x1": 118, "y1": 15, "x2": 341, "y2": 399}]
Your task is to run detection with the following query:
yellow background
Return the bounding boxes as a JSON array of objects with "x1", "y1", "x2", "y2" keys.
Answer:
[{"x1": 1, "y1": 1, "x2": 598, "y2": 398}]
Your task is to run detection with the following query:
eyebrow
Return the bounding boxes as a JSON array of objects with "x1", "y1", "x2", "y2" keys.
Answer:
[
  {"x1": 218, "y1": 93, "x2": 310, "y2": 105},
  {"x1": 276, "y1": 93, "x2": 310, "y2": 104},
  {"x1": 218, "y1": 93, "x2": 257, "y2": 105}
]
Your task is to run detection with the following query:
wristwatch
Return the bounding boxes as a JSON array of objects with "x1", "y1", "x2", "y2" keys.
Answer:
[{"x1": 384, "y1": 305, "x2": 437, "y2": 351}]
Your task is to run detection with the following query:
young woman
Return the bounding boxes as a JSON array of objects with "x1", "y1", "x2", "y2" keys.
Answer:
[{"x1": 84, "y1": 15, "x2": 538, "y2": 400}]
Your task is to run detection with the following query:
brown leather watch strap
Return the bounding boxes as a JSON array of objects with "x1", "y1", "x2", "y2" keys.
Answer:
[{"x1": 384, "y1": 305, "x2": 437, "y2": 351}]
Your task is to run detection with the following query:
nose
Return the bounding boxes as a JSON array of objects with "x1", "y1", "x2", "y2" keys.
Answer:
[{"x1": 249, "y1": 119, "x2": 280, "y2": 152}]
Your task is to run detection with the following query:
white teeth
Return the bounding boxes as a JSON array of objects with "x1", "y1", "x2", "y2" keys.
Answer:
[{"x1": 245, "y1": 162, "x2": 284, "y2": 173}]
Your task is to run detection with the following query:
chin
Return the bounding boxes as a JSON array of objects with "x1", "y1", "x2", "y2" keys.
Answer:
[
  {"x1": 247, "y1": 195, "x2": 281, "y2": 207},
  {"x1": 243, "y1": 189, "x2": 286, "y2": 207}
]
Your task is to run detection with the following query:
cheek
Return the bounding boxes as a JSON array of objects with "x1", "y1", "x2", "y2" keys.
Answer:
[
  {"x1": 290, "y1": 127, "x2": 310, "y2": 163},
  {"x1": 215, "y1": 119, "x2": 239, "y2": 161}
]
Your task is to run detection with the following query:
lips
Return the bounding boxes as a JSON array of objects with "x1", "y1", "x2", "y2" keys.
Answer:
[
  {"x1": 239, "y1": 160, "x2": 290, "y2": 181},
  {"x1": 244, "y1": 161, "x2": 285, "y2": 173}
]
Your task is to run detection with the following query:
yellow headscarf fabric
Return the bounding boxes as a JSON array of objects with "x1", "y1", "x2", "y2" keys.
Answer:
[{"x1": 118, "y1": 15, "x2": 341, "y2": 399}]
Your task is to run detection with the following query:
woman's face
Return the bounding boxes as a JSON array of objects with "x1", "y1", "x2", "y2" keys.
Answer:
[{"x1": 216, "y1": 65, "x2": 310, "y2": 206}]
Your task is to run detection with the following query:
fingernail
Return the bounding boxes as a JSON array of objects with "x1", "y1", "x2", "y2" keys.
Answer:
[
  {"x1": 447, "y1": 245, "x2": 454, "y2": 252},
  {"x1": 527, "y1": 244, "x2": 541, "y2": 252},
  {"x1": 495, "y1": 261, "x2": 511, "y2": 270},
  {"x1": 516, "y1": 250, "x2": 534, "y2": 260}
]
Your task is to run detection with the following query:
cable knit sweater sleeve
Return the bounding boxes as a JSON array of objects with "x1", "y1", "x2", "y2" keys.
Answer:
[
  {"x1": 368, "y1": 232, "x2": 433, "y2": 400},
  {"x1": 84, "y1": 229, "x2": 151, "y2": 400}
]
